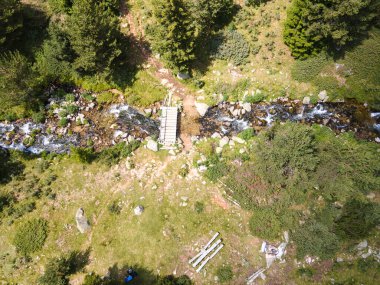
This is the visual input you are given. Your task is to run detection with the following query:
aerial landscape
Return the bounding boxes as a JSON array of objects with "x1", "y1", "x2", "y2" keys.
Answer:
[{"x1": 0, "y1": 0, "x2": 379, "y2": 284}]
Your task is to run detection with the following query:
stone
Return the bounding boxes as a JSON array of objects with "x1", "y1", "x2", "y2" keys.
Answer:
[
  {"x1": 242, "y1": 103, "x2": 252, "y2": 112},
  {"x1": 336, "y1": 257, "x2": 344, "y2": 263},
  {"x1": 144, "y1": 108, "x2": 152, "y2": 115},
  {"x1": 168, "y1": 149, "x2": 176, "y2": 156},
  {"x1": 75, "y1": 208, "x2": 90, "y2": 233},
  {"x1": 195, "y1": 102, "x2": 209, "y2": 117},
  {"x1": 239, "y1": 148, "x2": 245, "y2": 154},
  {"x1": 198, "y1": 165, "x2": 207, "y2": 172},
  {"x1": 147, "y1": 140, "x2": 158, "y2": 152},
  {"x1": 375, "y1": 137, "x2": 380, "y2": 143},
  {"x1": 134, "y1": 205, "x2": 144, "y2": 215},
  {"x1": 211, "y1": 132, "x2": 222, "y2": 139},
  {"x1": 366, "y1": 192, "x2": 376, "y2": 200},
  {"x1": 177, "y1": 72, "x2": 190, "y2": 80},
  {"x1": 219, "y1": 136, "x2": 229, "y2": 148},
  {"x1": 318, "y1": 90, "x2": 328, "y2": 102},
  {"x1": 356, "y1": 240, "x2": 368, "y2": 251},
  {"x1": 303, "y1": 96, "x2": 311, "y2": 105},
  {"x1": 229, "y1": 140, "x2": 235, "y2": 146},
  {"x1": 232, "y1": 136, "x2": 245, "y2": 144},
  {"x1": 232, "y1": 109, "x2": 240, "y2": 117},
  {"x1": 216, "y1": 147, "x2": 223, "y2": 154}
]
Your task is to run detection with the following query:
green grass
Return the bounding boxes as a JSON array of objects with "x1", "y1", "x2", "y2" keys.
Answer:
[{"x1": 125, "y1": 70, "x2": 167, "y2": 107}]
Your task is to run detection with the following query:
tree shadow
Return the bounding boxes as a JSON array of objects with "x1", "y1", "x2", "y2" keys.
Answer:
[
  {"x1": 67, "y1": 248, "x2": 91, "y2": 274},
  {"x1": 106, "y1": 263, "x2": 158, "y2": 285},
  {"x1": 0, "y1": 148, "x2": 25, "y2": 184}
]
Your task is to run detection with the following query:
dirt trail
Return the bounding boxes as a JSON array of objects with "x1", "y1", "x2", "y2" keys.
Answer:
[{"x1": 121, "y1": 3, "x2": 199, "y2": 150}]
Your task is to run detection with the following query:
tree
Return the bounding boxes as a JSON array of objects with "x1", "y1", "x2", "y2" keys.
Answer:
[
  {"x1": 0, "y1": 0, "x2": 23, "y2": 51},
  {"x1": 47, "y1": 0, "x2": 73, "y2": 13},
  {"x1": 150, "y1": 0, "x2": 197, "y2": 72},
  {"x1": 35, "y1": 21, "x2": 74, "y2": 83},
  {"x1": 335, "y1": 199, "x2": 380, "y2": 240},
  {"x1": 67, "y1": 0, "x2": 123, "y2": 75},
  {"x1": 254, "y1": 122, "x2": 319, "y2": 188},
  {"x1": 157, "y1": 275, "x2": 193, "y2": 285},
  {"x1": 0, "y1": 50, "x2": 36, "y2": 111},
  {"x1": 284, "y1": 0, "x2": 379, "y2": 58}
]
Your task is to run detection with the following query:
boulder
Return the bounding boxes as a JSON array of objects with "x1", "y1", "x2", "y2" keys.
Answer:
[
  {"x1": 318, "y1": 90, "x2": 328, "y2": 102},
  {"x1": 75, "y1": 208, "x2": 90, "y2": 233},
  {"x1": 216, "y1": 147, "x2": 223, "y2": 154},
  {"x1": 219, "y1": 136, "x2": 229, "y2": 148},
  {"x1": 195, "y1": 102, "x2": 209, "y2": 117},
  {"x1": 211, "y1": 132, "x2": 222, "y2": 139},
  {"x1": 302, "y1": 96, "x2": 311, "y2": 105},
  {"x1": 232, "y1": 136, "x2": 245, "y2": 144},
  {"x1": 134, "y1": 205, "x2": 144, "y2": 216},
  {"x1": 147, "y1": 140, "x2": 158, "y2": 152},
  {"x1": 177, "y1": 72, "x2": 190, "y2": 80},
  {"x1": 356, "y1": 240, "x2": 368, "y2": 251},
  {"x1": 242, "y1": 103, "x2": 252, "y2": 112}
]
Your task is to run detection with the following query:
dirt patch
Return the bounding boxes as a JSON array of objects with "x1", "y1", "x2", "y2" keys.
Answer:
[{"x1": 212, "y1": 193, "x2": 230, "y2": 210}]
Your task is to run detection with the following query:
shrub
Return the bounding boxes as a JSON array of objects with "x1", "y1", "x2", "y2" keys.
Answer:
[
  {"x1": 194, "y1": 201, "x2": 204, "y2": 214},
  {"x1": 211, "y1": 30, "x2": 250, "y2": 66},
  {"x1": 82, "y1": 273, "x2": 103, "y2": 285},
  {"x1": 216, "y1": 265, "x2": 233, "y2": 283},
  {"x1": 81, "y1": 92, "x2": 95, "y2": 102},
  {"x1": 64, "y1": 93, "x2": 75, "y2": 102},
  {"x1": 291, "y1": 52, "x2": 330, "y2": 82},
  {"x1": 179, "y1": 164, "x2": 189, "y2": 177},
  {"x1": 157, "y1": 275, "x2": 192, "y2": 285},
  {"x1": 249, "y1": 207, "x2": 282, "y2": 240},
  {"x1": 254, "y1": 122, "x2": 319, "y2": 188},
  {"x1": 97, "y1": 141, "x2": 140, "y2": 166},
  {"x1": 108, "y1": 200, "x2": 121, "y2": 215},
  {"x1": 204, "y1": 156, "x2": 227, "y2": 182},
  {"x1": 96, "y1": 92, "x2": 117, "y2": 104},
  {"x1": 13, "y1": 218, "x2": 48, "y2": 255},
  {"x1": 65, "y1": 104, "x2": 79, "y2": 114},
  {"x1": 70, "y1": 147, "x2": 95, "y2": 164},
  {"x1": 296, "y1": 267, "x2": 314, "y2": 278},
  {"x1": 59, "y1": 117, "x2": 68, "y2": 127},
  {"x1": 245, "y1": 93, "x2": 265, "y2": 103},
  {"x1": 293, "y1": 220, "x2": 339, "y2": 260},
  {"x1": 238, "y1": 128, "x2": 254, "y2": 140},
  {"x1": 32, "y1": 111, "x2": 46, "y2": 123},
  {"x1": 334, "y1": 199, "x2": 380, "y2": 240}
]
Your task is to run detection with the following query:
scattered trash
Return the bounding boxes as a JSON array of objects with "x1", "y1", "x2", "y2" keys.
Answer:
[
  {"x1": 189, "y1": 232, "x2": 224, "y2": 273},
  {"x1": 246, "y1": 268, "x2": 266, "y2": 284},
  {"x1": 260, "y1": 232, "x2": 288, "y2": 268}
]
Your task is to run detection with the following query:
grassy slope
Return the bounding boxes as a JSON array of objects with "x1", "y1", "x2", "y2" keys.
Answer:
[{"x1": 0, "y1": 149, "x2": 262, "y2": 284}]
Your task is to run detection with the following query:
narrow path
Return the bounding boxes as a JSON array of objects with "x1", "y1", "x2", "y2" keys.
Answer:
[{"x1": 121, "y1": 1, "x2": 199, "y2": 150}]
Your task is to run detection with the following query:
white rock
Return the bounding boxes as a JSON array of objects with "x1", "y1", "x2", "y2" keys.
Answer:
[
  {"x1": 168, "y1": 149, "x2": 176, "y2": 156},
  {"x1": 198, "y1": 165, "x2": 207, "y2": 172},
  {"x1": 147, "y1": 140, "x2": 158, "y2": 152},
  {"x1": 144, "y1": 108, "x2": 152, "y2": 115},
  {"x1": 242, "y1": 103, "x2": 252, "y2": 112},
  {"x1": 375, "y1": 137, "x2": 380, "y2": 143},
  {"x1": 211, "y1": 132, "x2": 222, "y2": 139},
  {"x1": 219, "y1": 136, "x2": 229, "y2": 148},
  {"x1": 239, "y1": 148, "x2": 245, "y2": 154},
  {"x1": 229, "y1": 140, "x2": 235, "y2": 146},
  {"x1": 134, "y1": 205, "x2": 144, "y2": 215},
  {"x1": 232, "y1": 136, "x2": 245, "y2": 144},
  {"x1": 336, "y1": 257, "x2": 344, "y2": 263},
  {"x1": 318, "y1": 90, "x2": 328, "y2": 101},
  {"x1": 303, "y1": 96, "x2": 311, "y2": 105},
  {"x1": 216, "y1": 147, "x2": 223, "y2": 154},
  {"x1": 357, "y1": 240, "x2": 368, "y2": 251},
  {"x1": 195, "y1": 102, "x2": 209, "y2": 117},
  {"x1": 75, "y1": 208, "x2": 90, "y2": 233},
  {"x1": 177, "y1": 72, "x2": 190, "y2": 80}
]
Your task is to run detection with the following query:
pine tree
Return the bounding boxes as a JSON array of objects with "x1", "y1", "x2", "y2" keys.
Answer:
[
  {"x1": 284, "y1": 0, "x2": 379, "y2": 58},
  {"x1": 150, "y1": 0, "x2": 197, "y2": 73},
  {"x1": 0, "y1": 0, "x2": 23, "y2": 51},
  {"x1": 67, "y1": 0, "x2": 122, "y2": 75}
]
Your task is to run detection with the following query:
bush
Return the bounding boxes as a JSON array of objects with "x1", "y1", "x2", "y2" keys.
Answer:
[
  {"x1": 291, "y1": 52, "x2": 330, "y2": 82},
  {"x1": 194, "y1": 201, "x2": 204, "y2": 214},
  {"x1": 82, "y1": 273, "x2": 103, "y2": 285},
  {"x1": 108, "y1": 200, "x2": 121, "y2": 215},
  {"x1": 32, "y1": 111, "x2": 46, "y2": 123},
  {"x1": 97, "y1": 141, "x2": 140, "y2": 166},
  {"x1": 245, "y1": 93, "x2": 265, "y2": 103},
  {"x1": 249, "y1": 207, "x2": 282, "y2": 240},
  {"x1": 211, "y1": 30, "x2": 250, "y2": 65},
  {"x1": 179, "y1": 164, "x2": 189, "y2": 177},
  {"x1": 59, "y1": 117, "x2": 68, "y2": 127},
  {"x1": 334, "y1": 199, "x2": 380, "y2": 240},
  {"x1": 293, "y1": 220, "x2": 339, "y2": 260},
  {"x1": 204, "y1": 156, "x2": 227, "y2": 182},
  {"x1": 255, "y1": 122, "x2": 319, "y2": 188},
  {"x1": 65, "y1": 93, "x2": 75, "y2": 102},
  {"x1": 65, "y1": 104, "x2": 79, "y2": 114},
  {"x1": 216, "y1": 265, "x2": 233, "y2": 283},
  {"x1": 238, "y1": 128, "x2": 254, "y2": 140},
  {"x1": 96, "y1": 92, "x2": 117, "y2": 104},
  {"x1": 157, "y1": 275, "x2": 193, "y2": 285},
  {"x1": 70, "y1": 147, "x2": 96, "y2": 164},
  {"x1": 296, "y1": 267, "x2": 314, "y2": 278},
  {"x1": 13, "y1": 218, "x2": 48, "y2": 255}
]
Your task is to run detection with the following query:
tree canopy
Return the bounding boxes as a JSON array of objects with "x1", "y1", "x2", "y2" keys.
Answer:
[{"x1": 0, "y1": 0, "x2": 23, "y2": 51}]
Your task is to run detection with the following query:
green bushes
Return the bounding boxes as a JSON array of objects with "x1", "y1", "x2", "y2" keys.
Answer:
[
  {"x1": 293, "y1": 221, "x2": 339, "y2": 260},
  {"x1": 211, "y1": 30, "x2": 250, "y2": 65},
  {"x1": 194, "y1": 201, "x2": 204, "y2": 214},
  {"x1": 249, "y1": 207, "x2": 282, "y2": 240},
  {"x1": 157, "y1": 275, "x2": 193, "y2": 285},
  {"x1": 70, "y1": 147, "x2": 96, "y2": 164},
  {"x1": 13, "y1": 218, "x2": 48, "y2": 255},
  {"x1": 244, "y1": 92, "x2": 265, "y2": 103},
  {"x1": 204, "y1": 155, "x2": 227, "y2": 182},
  {"x1": 216, "y1": 265, "x2": 233, "y2": 283},
  {"x1": 255, "y1": 122, "x2": 319, "y2": 188},
  {"x1": 108, "y1": 200, "x2": 121, "y2": 215},
  {"x1": 96, "y1": 92, "x2": 117, "y2": 104},
  {"x1": 238, "y1": 128, "x2": 255, "y2": 140}
]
